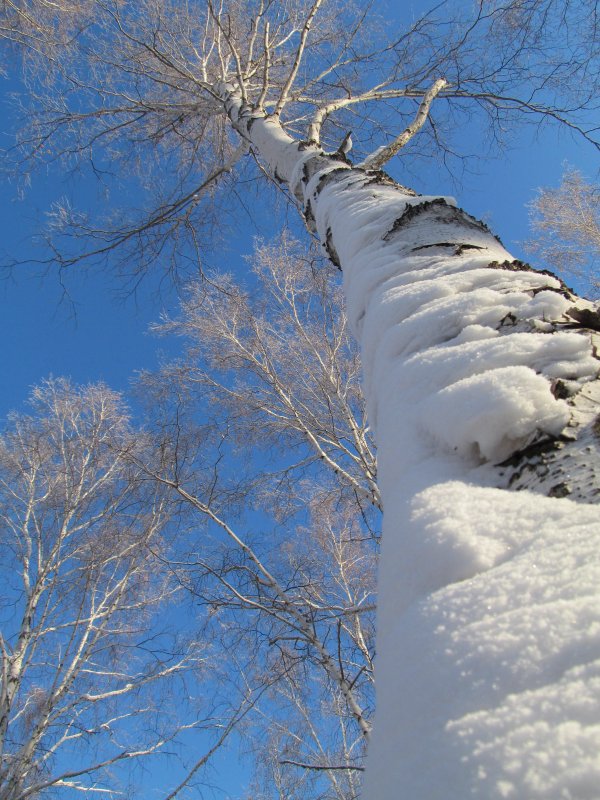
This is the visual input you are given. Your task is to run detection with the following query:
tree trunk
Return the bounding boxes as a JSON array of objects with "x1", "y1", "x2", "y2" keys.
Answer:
[{"x1": 222, "y1": 88, "x2": 600, "y2": 798}]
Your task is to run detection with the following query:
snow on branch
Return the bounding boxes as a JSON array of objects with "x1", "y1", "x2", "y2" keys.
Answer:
[{"x1": 360, "y1": 78, "x2": 448, "y2": 169}]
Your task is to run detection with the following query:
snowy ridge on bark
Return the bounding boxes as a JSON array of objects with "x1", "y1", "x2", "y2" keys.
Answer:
[
  {"x1": 302, "y1": 166, "x2": 600, "y2": 501},
  {"x1": 219, "y1": 85, "x2": 600, "y2": 798}
]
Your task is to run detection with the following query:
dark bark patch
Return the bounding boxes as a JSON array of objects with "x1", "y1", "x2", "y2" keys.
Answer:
[
  {"x1": 303, "y1": 199, "x2": 315, "y2": 226},
  {"x1": 324, "y1": 226, "x2": 341, "y2": 270},
  {"x1": 298, "y1": 139, "x2": 319, "y2": 151},
  {"x1": 412, "y1": 242, "x2": 485, "y2": 256},
  {"x1": 548, "y1": 482, "x2": 572, "y2": 498},
  {"x1": 551, "y1": 380, "x2": 572, "y2": 400},
  {"x1": 329, "y1": 151, "x2": 352, "y2": 164},
  {"x1": 488, "y1": 260, "x2": 574, "y2": 299},
  {"x1": 592, "y1": 414, "x2": 600, "y2": 441},
  {"x1": 389, "y1": 197, "x2": 448, "y2": 228},
  {"x1": 531, "y1": 285, "x2": 574, "y2": 300},
  {"x1": 412, "y1": 242, "x2": 456, "y2": 251},
  {"x1": 384, "y1": 198, "x2": 447, "y2": 240},
  {"x1": 362, "y1": 169, "x2": 417, "y2": 193},
  {"x1": 566, "y1": 306, "x2": 600, "y2": 333},
  {"x1": 488, "y1": 259, "x2": 534, "y2": 272},
  {"x1": 273, "y1": 167, "x2": 286, "y2": 184},
  {"x1": 456, "y1": 243, "x2": 486, "y2": 255},
  {"x1": 383, "y1": 199, "x2": 498, "y2": 243},
  {"x1": 500, "y1": 435, "x2": 562, "y2": 470},
  {"x1": 504, "y1": 434, "x2": 573, "y2": 490},
  {"x1": 499, "y1": 312, "x2": 517, "y2": 327},
  {"x1": 314, "y1": 167, "x2": 353, "y2": 196}
]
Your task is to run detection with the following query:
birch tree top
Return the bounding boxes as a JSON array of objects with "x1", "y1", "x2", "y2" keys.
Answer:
[{"x1": 1, "y1": 0, "x2": 598, "y2": 276}]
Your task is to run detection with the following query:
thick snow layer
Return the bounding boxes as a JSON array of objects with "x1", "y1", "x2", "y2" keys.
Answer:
[
  {"x1": 421, "y1": 366, "x2": 569, "y2": 461},
  {"x1": 307, "y1": 168, "x2": 600, "y2": 798},
  {"x1": 367, "y1": 484, "x2": 600, "y2": 800}
]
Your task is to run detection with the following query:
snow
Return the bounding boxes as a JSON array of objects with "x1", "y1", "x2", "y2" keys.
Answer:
[
  {"x1": 305, "y1": 166, "x2": 600, "y2": 798},
  {"x1": 421, "y1": 366, "x2": 569, "y2": 461},
  {"x1": 369, "y1": 484, "x2": 600, "y2": 800}
]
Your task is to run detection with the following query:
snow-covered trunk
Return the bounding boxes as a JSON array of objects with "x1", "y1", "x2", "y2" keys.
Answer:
[
  {"x1": 222, "y1": 90, "x2": 600, "y2": 798},
  {"x1": 305, "y1": 165, "x2": 600, "y2": 800}
]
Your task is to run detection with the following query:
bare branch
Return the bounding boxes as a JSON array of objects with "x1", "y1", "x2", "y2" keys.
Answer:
[
  {"x1": 280, "y1": 759, "x2": 364, "y2": 772},
  {"x1": 360, "y1": 77, "x2": 448, "y2": 169},
  {"x1": 273, "y1": 0, "x2": 323, "y2": 116}
]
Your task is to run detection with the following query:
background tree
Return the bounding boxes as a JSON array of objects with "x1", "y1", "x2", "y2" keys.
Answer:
[
  {"x1": 152, "y1": 234, "x2": 379, "y2": 512},
  {"x1": 137, "y1": 239, "x2": 378, "y2": 798},
  {"x1": 527, "y1": 167, "x2": 600, "y2": 296},
  {"x1": 0, "y1": 379, "x2": 226, "y2": 800}
]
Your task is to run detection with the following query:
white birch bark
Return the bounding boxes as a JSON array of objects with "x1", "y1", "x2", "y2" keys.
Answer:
[{"x1": 221, "y1": 85, "x2": 600, "y2": 799}]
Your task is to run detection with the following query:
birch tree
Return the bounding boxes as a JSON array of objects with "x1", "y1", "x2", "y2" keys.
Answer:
[
  {"x1": 0, "y1": 379, "x2": 210, "y2": 800},
  {"x1": 3, "y1": 0, "x2": 600, "y2": 797},
  {"x1": 136, "y1": 245, "x2": 378, "y2": 797},
  {"x1": 527, "y1": 168, "x2": 600, "y2": 296}
]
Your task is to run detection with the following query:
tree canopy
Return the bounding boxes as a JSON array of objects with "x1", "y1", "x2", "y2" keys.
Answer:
[{"x1": 1, "y1": 0, "x2": 598, "y2": 278}]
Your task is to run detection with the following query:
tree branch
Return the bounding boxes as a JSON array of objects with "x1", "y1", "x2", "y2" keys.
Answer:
[
  {"x1": 360, "y1": 78, "x2": 448, "y2": 169},
  {"x1": 279, "y1": 759, "x2": 364, "y2": 771}
]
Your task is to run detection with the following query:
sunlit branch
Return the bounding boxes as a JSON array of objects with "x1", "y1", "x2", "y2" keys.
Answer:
[
  {"x1": 255, "y1": 20, "x2": 271, "y2": 111},
  {"x1": 306, "y1": 85, "x2": 411, "y2": 144},
  {"x1": 273, "y1": 0, "x2": 323, "y2": 116},
  {"x1": 360, "y1": 77, "x2": 448, "y2": 169}
]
